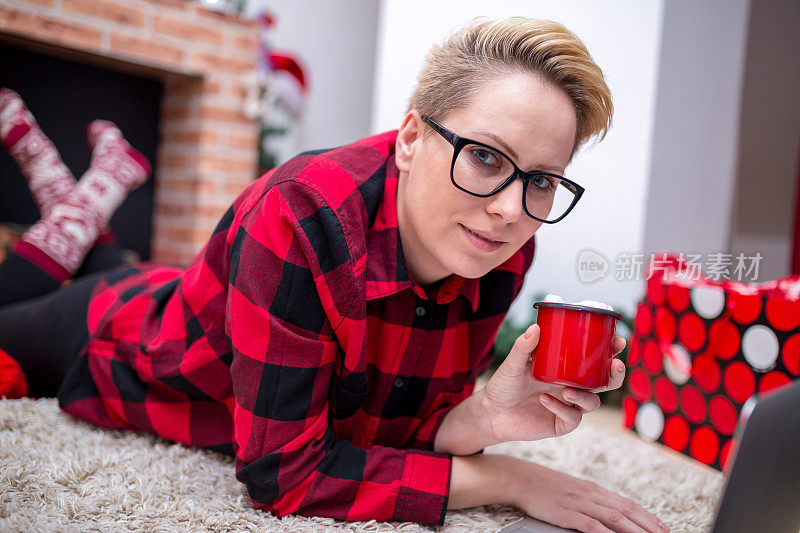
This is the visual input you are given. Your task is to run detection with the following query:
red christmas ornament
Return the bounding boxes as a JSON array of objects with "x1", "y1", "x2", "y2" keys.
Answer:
[{"x1": 0, "y1": 348, "x2": 27, "y2": 399}]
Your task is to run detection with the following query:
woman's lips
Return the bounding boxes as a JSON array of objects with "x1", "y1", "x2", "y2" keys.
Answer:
[{"x1": 459, "y1": 224, "x2": 505, "y2": 252}]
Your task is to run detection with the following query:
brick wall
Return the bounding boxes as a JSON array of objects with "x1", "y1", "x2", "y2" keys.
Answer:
[{"x1": 0, "y1": 0, "x2": 260, "y2": 265}]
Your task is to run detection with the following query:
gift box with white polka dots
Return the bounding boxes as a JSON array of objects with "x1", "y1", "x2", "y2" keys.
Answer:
[{"x1": 623, "y1": 254, "x2": 800, "y2": 471}]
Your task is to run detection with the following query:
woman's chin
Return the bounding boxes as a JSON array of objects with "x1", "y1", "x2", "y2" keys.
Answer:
[{"x1": 447, "y1": 257, "x2": 498, "y2": 280}]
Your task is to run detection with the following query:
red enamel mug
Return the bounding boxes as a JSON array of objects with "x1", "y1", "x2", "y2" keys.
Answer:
[{"x1": 531, "y1": 301, "x2": 623, "y2": 390}]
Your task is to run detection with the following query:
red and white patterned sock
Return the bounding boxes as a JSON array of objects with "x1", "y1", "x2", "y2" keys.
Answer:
[
  {"x1": 0, "y1": 88, "x2": 76, "y2": 217},
  {"x1": 86, "y1": 119, "x2": 124, "y2": 150},
  {"x1": 15, "y1": 123, "x2": 151, "y2": 281}
]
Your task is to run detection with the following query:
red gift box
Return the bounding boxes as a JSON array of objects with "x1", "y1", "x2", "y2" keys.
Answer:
[{"x1": 623, "y1": 254, "x2": 800, "y2": 470}]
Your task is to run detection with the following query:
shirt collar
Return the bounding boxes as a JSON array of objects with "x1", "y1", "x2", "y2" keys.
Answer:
[{"x1": 364, "y1": 142, "x2": 481, "y2": 312}]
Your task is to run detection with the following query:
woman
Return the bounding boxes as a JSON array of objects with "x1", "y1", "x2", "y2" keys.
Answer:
[{"x1": 0, "y1": 17, "x2": 669, "y2": 533}]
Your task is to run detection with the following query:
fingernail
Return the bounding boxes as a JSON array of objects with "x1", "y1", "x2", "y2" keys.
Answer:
[
  {"x1": 564, "y1": 390, "x2": 576, "y2": 401},
  {"x1": 540, "y1": 395, "x2": 551, "y2": 405},
  {"x1": 524, "y1": 325, "x2": 534, "y2": 340}
]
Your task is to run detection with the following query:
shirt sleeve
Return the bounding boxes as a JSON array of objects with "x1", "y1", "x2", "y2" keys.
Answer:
[
  {"x1": 405, "y1": 350, "x2": 488, "y2": 453},
  {"x1": 226, "y1": 179, "x2": 451, "y2": 525}
]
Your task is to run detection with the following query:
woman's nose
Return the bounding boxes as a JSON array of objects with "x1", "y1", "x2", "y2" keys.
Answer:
[{"x1": 485, "y1": 179, "x2": 525, "y2": 222}]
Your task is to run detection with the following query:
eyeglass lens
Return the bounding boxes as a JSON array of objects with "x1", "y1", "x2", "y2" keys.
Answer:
[{"x1": 453, "y1": 143, "x2": 575, "y2": 222}]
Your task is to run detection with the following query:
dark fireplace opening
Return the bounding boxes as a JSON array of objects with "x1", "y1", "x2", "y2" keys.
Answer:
[{"x1": 1, "y1": 41, "x2": 161, "y2": 262}]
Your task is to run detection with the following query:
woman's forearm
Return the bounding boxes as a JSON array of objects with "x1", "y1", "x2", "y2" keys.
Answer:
[
  {"x1": 434, "y1": 388, "x2": 497, "y2": 455},
  {"x1": 447, "y1": 453, "x2": 519, "y2": 510}
]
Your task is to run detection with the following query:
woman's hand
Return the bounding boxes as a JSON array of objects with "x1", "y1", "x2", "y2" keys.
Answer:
[
  {"x1": 513, "y1": 459, "x2": 670, "y2": 533},
  {"x1": 434, "y1": 323, "x2": 626, "y2": 455},
  {"x1": 480, "y1": 323, "x2": 626, "y2": 443},
  {"x1": 449, "y1": 454, "x2": 669, "y2": 533}
]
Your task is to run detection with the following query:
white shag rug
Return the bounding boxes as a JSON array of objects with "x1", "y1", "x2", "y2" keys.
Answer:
[{"x1": 0, "y1": 398, "x2": 723, "y2": 532}]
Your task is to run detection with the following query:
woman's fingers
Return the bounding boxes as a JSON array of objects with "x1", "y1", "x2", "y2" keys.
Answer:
[
  {"x1": 561, "y1": 387, "x2": 601, "y2": 413},
  {"x1": 595, "y1": 491, "x2": 671, "y2": 532},
  {"x1": 556, "y1": 499, "x2": 669, "y2": 533},
  {"x1": 592, "y1": 358, "x2": 626, "y2": 393},
  {"x1": 539, "y1": 393, "x2": 582, "y2": 432},
  {"x1": 581, "y1": 336, "x2": 627, "y2": 395},
  {"x1": 552, "y1": 487, "x2": 670, "y2": 533},
  {"x1": 503, "y1": 324, "x2": 540, "y2": 376},
  {"x1": 608, "y1": 358, "x2": 626, "y2": 389},
  {"x1": 579, "y1": 502, "x2": 651, "y2": 533},
  {"x1": 558, "y1": 513, "x2": 615, "y2": 533},
  {"x1": 511, "y1": 460, "x2": 670, "y2": 533},
  {"x1": 613, "y1": 335, "x2": 627, "y2": 355}
]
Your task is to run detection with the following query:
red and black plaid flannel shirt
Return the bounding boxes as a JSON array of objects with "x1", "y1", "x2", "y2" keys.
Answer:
[{"x1": 58, "y1": 130, "x2": 536, "y2": 525}]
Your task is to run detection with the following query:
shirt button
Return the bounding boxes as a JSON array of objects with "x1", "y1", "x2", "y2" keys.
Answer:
[
  {"x1": 394, "y1": 378, "x2": 405, "y2": 388},
  {"x1": 415, "y1": 306, "x2": 426, "y2": 317}
]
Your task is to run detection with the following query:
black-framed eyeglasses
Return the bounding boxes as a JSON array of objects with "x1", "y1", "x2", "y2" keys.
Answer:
[{"x1": 422, "y1": 116, "x2": 584, "y2": 224}]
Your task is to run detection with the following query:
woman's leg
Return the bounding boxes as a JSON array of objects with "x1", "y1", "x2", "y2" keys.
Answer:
[
  {"x1": 0, "y1": 89, "x2": 133, "y2": 290},
  {"x1": 1, "y1": 89, "x2": 117, "y2": 243},
  {"x1": 0, "y1": 88, "x2": 76, "y2": 218},
  {"x1": 76, "y1": 233, "x2": 127, "y2": 277},
  {"x1": 14, "y1": 128, "x2": 150, "y2": 282},
  {"x1": 0, "y1": 100, "x2": 149, "y2": 305},
  {"x1": 0, "y1": 271, "x2": 104, "y2": 397},
  {"x1": 0, "y1": 236, "x2": 126, "y2": 308},
  {"x1": 0, "y1": 90, "x2": 150, "y2": 396},
  {"x1": 0, "y1": 252, "x2": 60, "y2": 308}
]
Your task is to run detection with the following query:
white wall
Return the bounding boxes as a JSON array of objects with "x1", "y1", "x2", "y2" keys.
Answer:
[
  {"x1": 642, "y1": 1, "x2": 751, "y2": 273},
  {"x1": 244, "y1": 0, "x2": 380, "y2": 155},
  {"x1": 373, "y1": 0, "x2": 665, "y2": 319},
  {"x1": 729, "y1": 0, "x2": 800, "y2": 282}
]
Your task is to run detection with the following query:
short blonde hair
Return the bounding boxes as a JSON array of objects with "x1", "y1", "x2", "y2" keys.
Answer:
[{"x1": 408, "y1": 17, "x2": 613, "y2": 152}]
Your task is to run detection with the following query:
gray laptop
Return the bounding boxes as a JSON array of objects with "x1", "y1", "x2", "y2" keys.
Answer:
[{"x1": 500, "y1": 380, "x2": 800, "y2": 533}]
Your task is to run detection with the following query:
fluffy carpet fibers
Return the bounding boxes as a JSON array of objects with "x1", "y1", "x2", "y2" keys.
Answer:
[{"x1": 0, "y1": 398, "x2": 723, "y2": 532}]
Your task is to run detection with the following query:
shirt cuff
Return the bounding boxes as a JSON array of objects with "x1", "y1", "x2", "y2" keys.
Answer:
[
  {"x1": 393, "y1": 451, "x2": 452, "y2": 525},
  {"x1": 409, "y1": 404, "x2": 458, "y2": 451}
]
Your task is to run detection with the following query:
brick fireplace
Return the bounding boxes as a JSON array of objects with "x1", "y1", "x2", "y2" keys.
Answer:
[{"x1": 0, "y1": 0, "x2": 260, "y2": 265}]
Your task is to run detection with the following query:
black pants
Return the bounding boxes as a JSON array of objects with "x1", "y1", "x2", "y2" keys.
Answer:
[{"x1": 0, "y1": 243, "x2": 126, "y2": 397}]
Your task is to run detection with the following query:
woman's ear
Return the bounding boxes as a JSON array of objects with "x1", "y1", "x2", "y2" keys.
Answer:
[{"x1": 395, "y1": 111, "x2": 423, "y2": 172}]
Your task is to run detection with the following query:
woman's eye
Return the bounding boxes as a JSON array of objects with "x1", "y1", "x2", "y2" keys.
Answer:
[
  {"x1": 532, "y1": 175, "x2": 553, "y2": 190},
  {"x1": 471, "y1": 148, "x2": 498, "y2": 166}
]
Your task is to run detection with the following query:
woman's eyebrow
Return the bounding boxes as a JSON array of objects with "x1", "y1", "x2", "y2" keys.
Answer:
[
  {"x1": 472, "y1": 130, "x2": 565, "y2": 174},
  {"x1": 472, "y1": 130, "x2": 519, "y2": 160}
]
